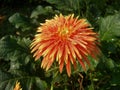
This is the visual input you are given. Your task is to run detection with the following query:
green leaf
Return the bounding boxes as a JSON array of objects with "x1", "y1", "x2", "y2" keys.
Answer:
[
  {"x1": 97, "y1": 55, "x2": 115, "y2": 72},
  {"x1": 34, "y1": 77, "x2": 47, "y2": 90},
  {"x1": 9, "y1": 13, "x2": 32, "y2": 31},
  {"x1": 0, "y1": 69, "x2": 47, "y2": 90},
  {"x1": 99, "y1": 13, "x2": 120, "y2": 41},
  {"x1": 110, "y1": 66, "x2": 120, "y2": 86},
  {"x1": 46, "y1": 0, "x2": 76, "y2": 12},
  {"x1": 0, "y1": 36, "x2": 18, "y2": 60},
  {"x1": 105, "y1": 58, "x2": 115, "y2": 70},
  {"x1": 0, "y1": 70, "x2": 14, "y2": 90},
  {"x1": 0, "y1": 36, "x2": 32, "y2": 69},
  {"x1": 30, "y1": 5, "x2": 54, "y2": 19},
  {"x1": 30, "y1": 5, "x2": 46, "y2": 18}
]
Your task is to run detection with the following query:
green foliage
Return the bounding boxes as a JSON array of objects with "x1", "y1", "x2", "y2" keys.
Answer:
[
  {"x1": 0, "y1": 70, "x2": 47, "y2": 90},
  {"x1": 99, "y1": 13, "x2": 120, "y2": 41},
  {"x1": 30, "y1": 5, "x2": 56, "y2": 19},
  {"x1": 9, "y1": 13, "x2": 33, "y2": 31},
  {"x1": 0, "y1": 36, "x2": 31, "y2": 62},
  {"x1": 0, "y1": 36, "x2": 47, "y2": 90},
  {"x1": 0, "y1": 0, "x2": 120, "y2": 90}
]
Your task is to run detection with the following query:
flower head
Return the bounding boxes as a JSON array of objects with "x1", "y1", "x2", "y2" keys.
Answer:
[
  {"x1": 14, "y1": 81, "x2": 22, "y2": 90},
  {"x1": 31, "y1": 14, "x2": 100, "y2": 76}
]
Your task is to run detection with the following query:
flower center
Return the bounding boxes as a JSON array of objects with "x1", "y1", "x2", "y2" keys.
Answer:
[
  {"x1": 61, "y1": 27, "x2": 69, "y2": 35},
  {"x1": 58, "y1": 27, "x2": 71, "y2": 38}
]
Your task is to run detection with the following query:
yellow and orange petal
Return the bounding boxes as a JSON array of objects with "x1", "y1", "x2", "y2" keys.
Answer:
[
  {"x1": 14, "y1": 81, "x2": 22, "y2": 90},
  {"x1": 31, "y1": 14, "x2": 100, "y2": 77}
]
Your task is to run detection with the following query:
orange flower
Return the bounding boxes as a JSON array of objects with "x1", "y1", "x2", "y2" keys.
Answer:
[
  {"x1": 14, "y1": 81, "x2": 22, "y2": 90},
  {"x1": 31, "y1": 14, "x2": 100, "y2": 76}
]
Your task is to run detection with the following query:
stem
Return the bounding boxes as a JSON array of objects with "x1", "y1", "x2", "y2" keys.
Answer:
[
  {"x1": 50, "y1": 71, "x2": 59, "y2": 90},
  {"x1": 50, "y1": 83, "x2": 54, "y2": 90}
]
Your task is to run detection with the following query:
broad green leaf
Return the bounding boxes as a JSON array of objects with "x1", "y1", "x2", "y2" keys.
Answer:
[
  {"x1": 110, "y1": 66, "x2": 120, "y2": 86},
  {"x1": 46, "y1": 0, "x2": 67, "y2": 9},
  {"x1": 34, "y1": 77, "x2": 47, "y2": 90},
  {"x1": 99, "y1": 13, "x2": 120, "y2": 41},
  {"x1": 105, "y1": 58, "x2": 115, "y2": 70},
  {"x1": 9, "y1": 13, "x2": 33, "y2": 31},
  {"x1": 0, "y1": 70, "x2": 15, "y2": 90},
  {"x1": 30, "y1": 5, "x2": 46, "y2": 18},
  {"x1": 97, "y1": 55, "x2": 116, "y2": 71},
  {"x1": 46, "y1": 0, "x2": 77, "y2": 12},
  {"x1": 0, "y1": 36, "x2": 32, "y2": 70},
  {"x1": 0, "y1": 36, "x2": 18, "y2": 60},
  {"x1": 0, "y1": 69, "x2": 47, "y2": 90},
  {"x1": 30, "y1": 5, "x2": 54, "y2": 19}
]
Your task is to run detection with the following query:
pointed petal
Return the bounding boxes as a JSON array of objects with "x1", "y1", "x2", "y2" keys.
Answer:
[
  {"x1": 59, "y1": 59, "x2": 64, "y2": 73},
  {"x1": 46, "y1": 57, "x2": 54, "y2": 71},
  {"x1": 41, "y1": 55, "x2": 49, "y2": 68},
  {"x1": 66, "y1": 60, "x2": 71, "y2": 77}
]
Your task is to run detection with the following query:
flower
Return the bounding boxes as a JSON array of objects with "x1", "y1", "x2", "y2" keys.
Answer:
[
  {"x1": 14, "y1": 81, "x2": 22, "y2": 90},
  {"x1": 31, "y1": 14, "x2": 100, "y2": 77}
]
